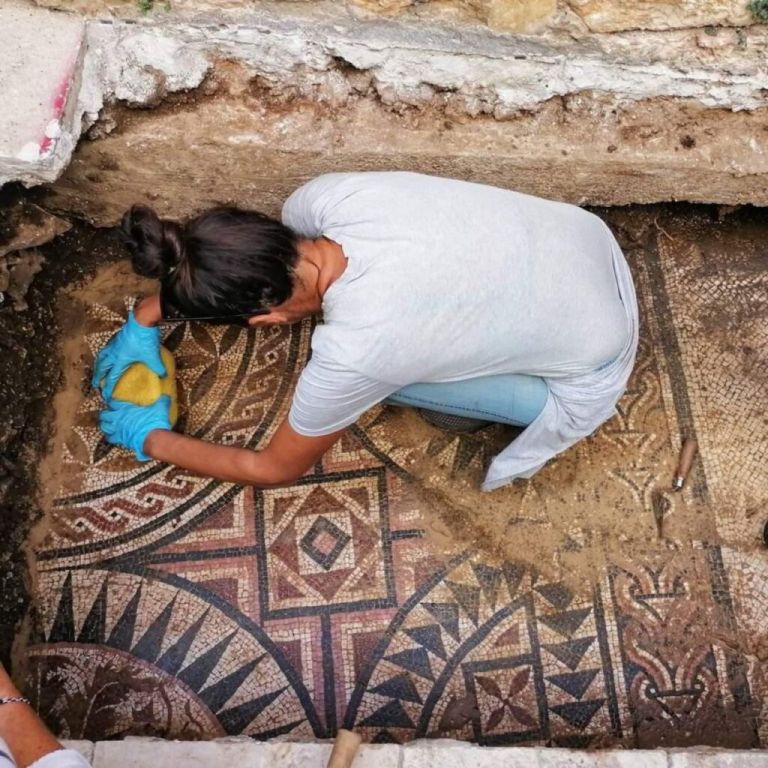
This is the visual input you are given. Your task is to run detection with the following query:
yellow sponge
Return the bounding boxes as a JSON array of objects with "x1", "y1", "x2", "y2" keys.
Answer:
[{"x1": 111, "y1": 347, "x2": 179, "y2": 426}]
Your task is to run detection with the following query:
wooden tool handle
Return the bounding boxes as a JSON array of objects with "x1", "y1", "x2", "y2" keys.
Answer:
[
  {"x1": 672, "y1": 438, "x2": 698, "y2": 490},
  {"x1": 327, "y1": 729, "x2": 362, "y2": 768}
]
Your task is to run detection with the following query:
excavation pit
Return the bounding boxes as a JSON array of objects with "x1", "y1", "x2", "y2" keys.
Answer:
[{"x1": 5, "y1": 204, "x2": 765, "y2": 749}]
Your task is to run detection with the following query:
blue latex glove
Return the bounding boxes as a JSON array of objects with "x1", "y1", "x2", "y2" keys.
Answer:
[
  {"x1": 99, "y1": 395, "x2": 172, "y2": 462},
  {"x1": 91, "y1": 311, "x2": 166, "y2": 401}
]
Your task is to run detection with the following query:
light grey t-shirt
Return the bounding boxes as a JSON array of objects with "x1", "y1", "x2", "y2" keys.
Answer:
[{"x1": 282, "y1": 172, "x2": 629, "y2": 440}]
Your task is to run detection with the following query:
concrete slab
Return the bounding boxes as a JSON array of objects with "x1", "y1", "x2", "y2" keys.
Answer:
[{"x1": 0, "y1": 6, "x2": 85, "y2": 187}]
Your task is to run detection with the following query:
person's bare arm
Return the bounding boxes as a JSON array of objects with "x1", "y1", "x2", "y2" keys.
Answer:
[
  {"x1": 0, "y1": 666, "x2": 62, "y2": 768},
  {"x1": 133, "y1": 295, "x2": 162, "y2": 327},
  {"x1": 143, "y1": 417, "x2": 343, "y2": 486},
  {"x1": 102, "y1": 300, "x2": 343, "y2": 483}
]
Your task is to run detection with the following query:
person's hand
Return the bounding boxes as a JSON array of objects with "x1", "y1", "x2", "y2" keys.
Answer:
[
  {"x1": 99, "y1": 395, "x2": 172, "y2": 461},
  {"x1": 91, "y1": 310, "x2": 166, "y2": 400}
]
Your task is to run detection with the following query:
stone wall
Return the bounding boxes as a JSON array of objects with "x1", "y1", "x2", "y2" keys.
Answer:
[
  {"x1": 10, "y1": 0, "x2": 768, "y2": 219},
  {"x1": 26, "y1": 0, "x2": 762, "y2": 32}
]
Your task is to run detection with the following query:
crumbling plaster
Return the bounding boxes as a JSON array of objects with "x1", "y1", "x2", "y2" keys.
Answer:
[{"x1": 77, "y1": 4, "x2": 768, "y2": 118}]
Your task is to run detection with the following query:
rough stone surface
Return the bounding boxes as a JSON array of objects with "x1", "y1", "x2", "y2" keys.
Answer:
[
  {"x1": 567, "y1": 0, "x2": 753, "y2": 33},
  {"x1": 0, "y1": 6, "x2": 86, "y2": 187},
  {"x1": 93, "y1": 737, "x2": 267, "y2": 767},
  {"x1": 3, "y1": 3, "x2": 768, "y2": 201},
  {"x1": 463, "y1": 0, "x2": 558, "y2": 31},
  {"x1": 264, "y1": 742, "x2": 400, "y2": 767},
  {"x1": 560, "y1": 750, "x2": 667, "y2": 767},
  {"x1": 351, "y1": 0, "x2": 415, "y2": 13},
  {"x1": 25, "y1": 0, "x2": 765, "y2": 32},
  {"x1": 89, "y1": 739, "x2": 400, "y2": 767},
  {"x1": 402, "y1": 740, "x2": 535, "y2": 767},
  {"x1": 667, "y1": 750, "x2": 768, "y2": 767},
  {"x1": 1, "y1": 2, "x2": 767, "y2": 205},
  {"x1": 76, "y1": 10, "x2": 768, "y2": 114}
]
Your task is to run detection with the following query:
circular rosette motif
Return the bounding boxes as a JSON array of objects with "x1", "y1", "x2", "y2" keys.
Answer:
[{"x1": 27, "y1": 568, "x2": 318, "y2": 740}]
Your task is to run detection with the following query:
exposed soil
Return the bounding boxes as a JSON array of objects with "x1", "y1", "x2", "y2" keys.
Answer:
[
  {"x1": 0, "y1": 186, "x2": 125, "y2": 666},
  {"x1": 384, "y1": 404, "x2": 722, "y2": 626},
  {"x1": 36, "y1": 262, "x2": 154, "y2": 520}
]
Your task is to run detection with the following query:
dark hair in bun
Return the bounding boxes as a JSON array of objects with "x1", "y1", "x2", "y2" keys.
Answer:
[
  {"x1": 120, "y1": 205, "x2": 183, "y2": 280},
  {"x1": 120, "y1": 204, "x2": 299, "y2": 318}
]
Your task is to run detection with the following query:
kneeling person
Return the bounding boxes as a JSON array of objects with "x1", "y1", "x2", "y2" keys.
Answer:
[{"x1": 95, "y1": 172, "x2": 638, "y2": 490}]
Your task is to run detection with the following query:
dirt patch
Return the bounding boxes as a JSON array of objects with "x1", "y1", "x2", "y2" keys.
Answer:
[
  {"x1": 386, "y1": 406, "x2": 715, "y2": 594},
  {"x1": 0, "y1": 191, "x2": 126, "y2": 666},
  {"x1": 36, "y1": 262, "x2": 154, "y2": 520}
]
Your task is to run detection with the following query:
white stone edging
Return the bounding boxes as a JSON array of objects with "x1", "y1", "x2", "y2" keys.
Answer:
[{"x1": 61, "y1": 737, "x2": 768, "y2": 767}]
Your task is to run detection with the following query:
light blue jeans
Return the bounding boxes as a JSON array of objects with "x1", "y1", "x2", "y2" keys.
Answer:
[{"x1": 386, "y1": 372, "x2": 549, "y2": 428}]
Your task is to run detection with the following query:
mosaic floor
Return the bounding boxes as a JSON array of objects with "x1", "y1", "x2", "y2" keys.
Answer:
[{"x1": 24, "y1": 209, "x2": 767, "y2": 748}]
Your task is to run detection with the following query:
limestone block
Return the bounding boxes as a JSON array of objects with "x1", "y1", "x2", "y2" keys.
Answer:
[
  {"x1": 567, "y1": 0, "x2": 753, "y2": 33},
  {"x1": 464, "y1": 0, "x2": 557, "y2": 31},
  {"x1": 535, "y1": 750, "x2": 670, "y2": 767},
  {"x1": 60, "y1": 741, "x2": 95, "y2": 763},
  {"x1": 261, "y1": 742, "x2": 329, "y2": 768},
  {"x1": 351, "y1": 743, "x2": 402, "y2": 767},
  {"x1": 668, "y1": 749, "x2": 768, "y2": 767},
  {"x1": 535, "y1": 750, "x2": 595, "y2": 767},
  {"x1": 349, "y1": 0, "x2": 416, "y2": 13},
  {"x1": 30, "y1": 0, "x2": 134, "y2": 12},
  {"x1": 587, "y1": 750, "x2": 668, "y2": 768},
  {"x1": 93, "y1": 737, "x2": 268, "y2": 767},
  {"x1": 695, "y1": 27, "x2": 742, "y2": 50},
  {"x1": 30, "y1": 0, "x2": 270, "y2": 12},
  {"x1": 402, "y1": 739, "x2": 535, "y2": 767},
  {"x1": 263, "y1": 741, "x2": 399, "y2": 767},
  {"x1": 108, "y1": 30, "x2": 210, "y2": 106}
]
